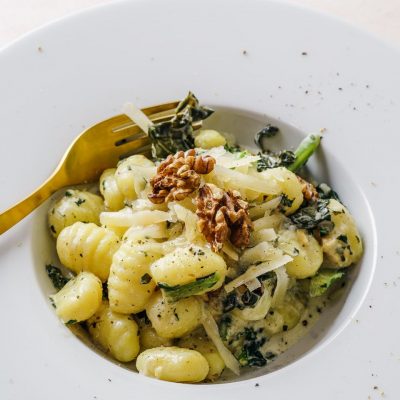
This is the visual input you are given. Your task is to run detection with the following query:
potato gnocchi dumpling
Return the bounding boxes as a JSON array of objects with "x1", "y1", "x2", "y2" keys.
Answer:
[
  {"x1": 195, "y1": 129, "x2": 226, "y2": 149},
  {"x1": 139, "y1": 324, "x2": 173, "y2": 350},
  {"x1": 260, "y1": 167, "x2": 304, "y2": 215},
  {"x1": 51, "y1": 272, "x2": 102, "y2": 323},
  {"x1": 321, "y1": 199, "x2": 363, "y2": 267},
  {"x1": 48, "y1": 189, "x2": 104, "y2": 237},
  {"x1": 179, "y1": 333, "x2": 225, "y2": 381},
  {"x1": 87, "y1": 303, "x2": 140, "y2": 362},
  {"x1": 115, "y1": 155, "x2": 155, "y2": 201},
  {"x1": 146, "y1": 291, "x2": 202, "y2": 339},
  {"x1": 56, "y1": 222, "x2": 120, "y2": 281},
  {"x1": 150, "y1": 245, "x2": 227, "y2": 292},
  {"x1": 46, "y1": 96, "x2": 363, "y2": 384},
  {"x1": 136, "y1": 346, "x2": 209, "y2": 383},
  {"x1": 279, "y1": 229, "x2": 323, "y2": 279},
  {"x1": 108, "y1": 238, "x2": 159, "y2": 314},
  {"x1": 99, "y1": 168, "x2": 125, "y2": 211}
]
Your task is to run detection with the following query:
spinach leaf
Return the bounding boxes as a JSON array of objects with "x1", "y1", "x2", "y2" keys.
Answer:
[
  {"x1": 236, "y1": 327, "x2": 270, "y2": 367},
  {"x1": 148, "y1": 92, "x2": 214, "y2": 159},
  {"x1": 46, "y1": 264, "x2": 70, "y2": 290},
  {"x1": 158, "y1": 272, "x2": 219, "y2": 302},
  {"x1": 254, "y1": 124, "x2": 280, "y2": 151}
]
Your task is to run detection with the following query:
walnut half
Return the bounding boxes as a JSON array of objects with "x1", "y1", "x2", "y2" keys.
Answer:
[
  {"x1": 148, "y1": 149, "x2": 215, "y2": 204},
  {"x1": 196, "y1": 184, "x2": 253, "y2": 251},
  {"x1": 298, "y1": 176, "x2": 319, "y2": 203}
]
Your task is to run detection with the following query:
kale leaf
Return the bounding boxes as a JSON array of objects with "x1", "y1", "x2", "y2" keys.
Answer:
[
  {"x1": 46, "y1": 264, "x2": 70, "y2": 290},
  {"x1": 254, "y1": 124, "x2": 280, "y2": 151},
  {"x1": 289, "y1": 199, "x2": 334, "y2": 236},
  {"x1": 148, "y1": 92, "x2": 214, "y2": 159}
]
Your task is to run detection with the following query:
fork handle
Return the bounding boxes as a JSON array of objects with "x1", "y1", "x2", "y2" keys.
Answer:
[{"x1": 0, "y1": 173, "x2": 64, "y2": 235}]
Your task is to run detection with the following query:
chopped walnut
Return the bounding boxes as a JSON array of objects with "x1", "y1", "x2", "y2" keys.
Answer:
[
  {"x1": 298, "y1": 176, "x2": 319, "y2": 202},
  {"x1": 196, "y1": 184, "x2": 253, "y2": 251},
  {"x1": 148, "y1": 149, "x2": 215, "y2": 204}
]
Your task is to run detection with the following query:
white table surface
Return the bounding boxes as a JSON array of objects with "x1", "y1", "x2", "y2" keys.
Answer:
[{"x1": 1, "y1": 0, "x2": 400, "y2": 48}]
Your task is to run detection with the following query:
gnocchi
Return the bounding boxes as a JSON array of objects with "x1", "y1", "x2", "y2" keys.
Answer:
[
  {"x1": 260, "y1": 167, "x2": 304, "y2": 215},
  {"x1": 87, "y1": 303, "x2": 140, "y2": 362},
  {"x1": 150, "y1": 245, "x2": 227, "y2": 293},
  {"x1": 179, "y1": 334, "x2": 225, "y2": 381},
  {"x1": 45, "y1": 95, "x2": 363, "y2": 383},
  {"x1": 56, "y1": 222, "x2": 120, "y2": 281},
  {"x1": 99, "y1": 169, "x2": 125, "y2": 211},
  {"x1": 48, "y1": 190, "x2": 103, "y2": 237},
  {"x1": 279, "y1": 229, "x2": 323, "y2": 279},
  {"x1": 321, "y1": 199, "x2": 363, "y2": 267},
  {"x1": 51, "y1": 272, "x2": 102, "y2": 323},
  {"x1": 136, "y1": 346, "x2": 209, "y2": 382},
  {"x1": 146, "y1": 291, "x2": 202, "y2": 339},
  {"x1": 108, "y1": 237, "x2": 159, "y2": 314},
  {"x1": 195, "y1": 129, "x2": 226, "y2": 149}
]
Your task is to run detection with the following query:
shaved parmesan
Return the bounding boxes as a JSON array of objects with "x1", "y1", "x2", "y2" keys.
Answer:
[
  {"x1": 251, "y1": 228, "x2": 277, "y2": 244},
  {"x1": 240, "y1": 242, "x2": 283, "y2": 266},
  {"x1": 100, "y1": 209, "x2": 170, "y2": 228},
  {"x1": 224, "y1": 255, "x2": 293, "y2": 293},
  {"x1": 248, "y1": 196, "x2": 282, "y2": 219},
  {"x1": 271, "y1": 266, "x2": 290, "y2": 307},
  {"x1": 253, "y1": 213, "x2": 285, "y2": 231},
  {"x1": 201, "y1": 306, "x2": 240, "y2": 376},
  {"x1": 123, "y1": 102, "x2": 153, "y2": 134},
  {"x1": 244, "y1": 278, "x2": 261, "y2": 292},
  {"x1": 222, "y1": 242, "x2": 239, "y2": 261},
  {"x1": 213, "y1": 165, "x2": 280, "y2": 195}
]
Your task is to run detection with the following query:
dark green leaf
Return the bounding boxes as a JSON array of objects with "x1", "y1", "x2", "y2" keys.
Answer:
[
  {"x1": 148, "y1": 92, "x2": 214, "y2": 159},
  {"x1": 254, "y1": 125, "x2": 280, "y2": 151},
  {"x1": 46, "y1": 264, "x2": 70, "y2": 290},
  {"x1": 158, "y1": 272, "x2": 219, "y2": 302},
  {"x1": 256, "y1": 150, "x2": 296, "y2": 171},
  {"x1": 289, "y1": 199, "x2": 332, "y2": 230},
  {"x1": 140, "y1": 273, "x2": 152, "y2": 284}
]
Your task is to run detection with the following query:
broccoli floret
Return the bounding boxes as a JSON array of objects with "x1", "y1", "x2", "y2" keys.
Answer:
[{"x1": 309, "y1": 269, "x2": 346, "y2": 297}]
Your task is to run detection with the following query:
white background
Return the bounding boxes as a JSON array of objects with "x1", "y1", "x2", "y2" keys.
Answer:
[{"x1": 1, "y1": 0, "x2": 400, "y2": 48}]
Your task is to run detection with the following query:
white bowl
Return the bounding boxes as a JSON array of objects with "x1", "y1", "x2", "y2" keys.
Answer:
[{"x1": 1, "y1": 0, "x2": 397, "y2": 398}]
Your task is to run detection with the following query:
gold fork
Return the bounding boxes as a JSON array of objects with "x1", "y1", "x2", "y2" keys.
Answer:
[{"x1": 0, "y1": 101, "x2": 189, "y2": 235}]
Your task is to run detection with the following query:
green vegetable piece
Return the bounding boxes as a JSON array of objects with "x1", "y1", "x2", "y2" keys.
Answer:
[
  {"x1": 309, "y1": 269, "x2": 346, "y2": 297},
  {"x1": 256, "y1": 150, "x2": 296, "y2": 171},
  {"x1": 148, "y1": 92, "x2": 214, "y2": 159},
  {"x1": 289, "y1": 199, "x2": 331, "y2": 230},
  {"x1": 287, "y1": 134, "x2": 321, "y2": 172},
  {"x1": 46, "y1": 264, "x2": 70, "y2": 290},
  {"x1": 254, "y1": 124, "x2": 280, "y2": 150},
  {"x1": 158, "y1": 273, "x2": 219, "y2": 302}
]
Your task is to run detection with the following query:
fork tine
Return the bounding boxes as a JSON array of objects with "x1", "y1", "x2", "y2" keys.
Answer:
[{"x1": 118, "y1": 143, "x2": 153, "y2": 160}]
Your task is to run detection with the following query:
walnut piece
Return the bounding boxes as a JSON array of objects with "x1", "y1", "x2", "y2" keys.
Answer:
[
  {"x1": 196, "y1": 184, "x2": 253, "y2": 251},
  {"x1": 298, "y1": 176, "x2": 319, "y2": 202},
  {"x1": 148, "y1": 149, "x2": 215, "y2": 204}
]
